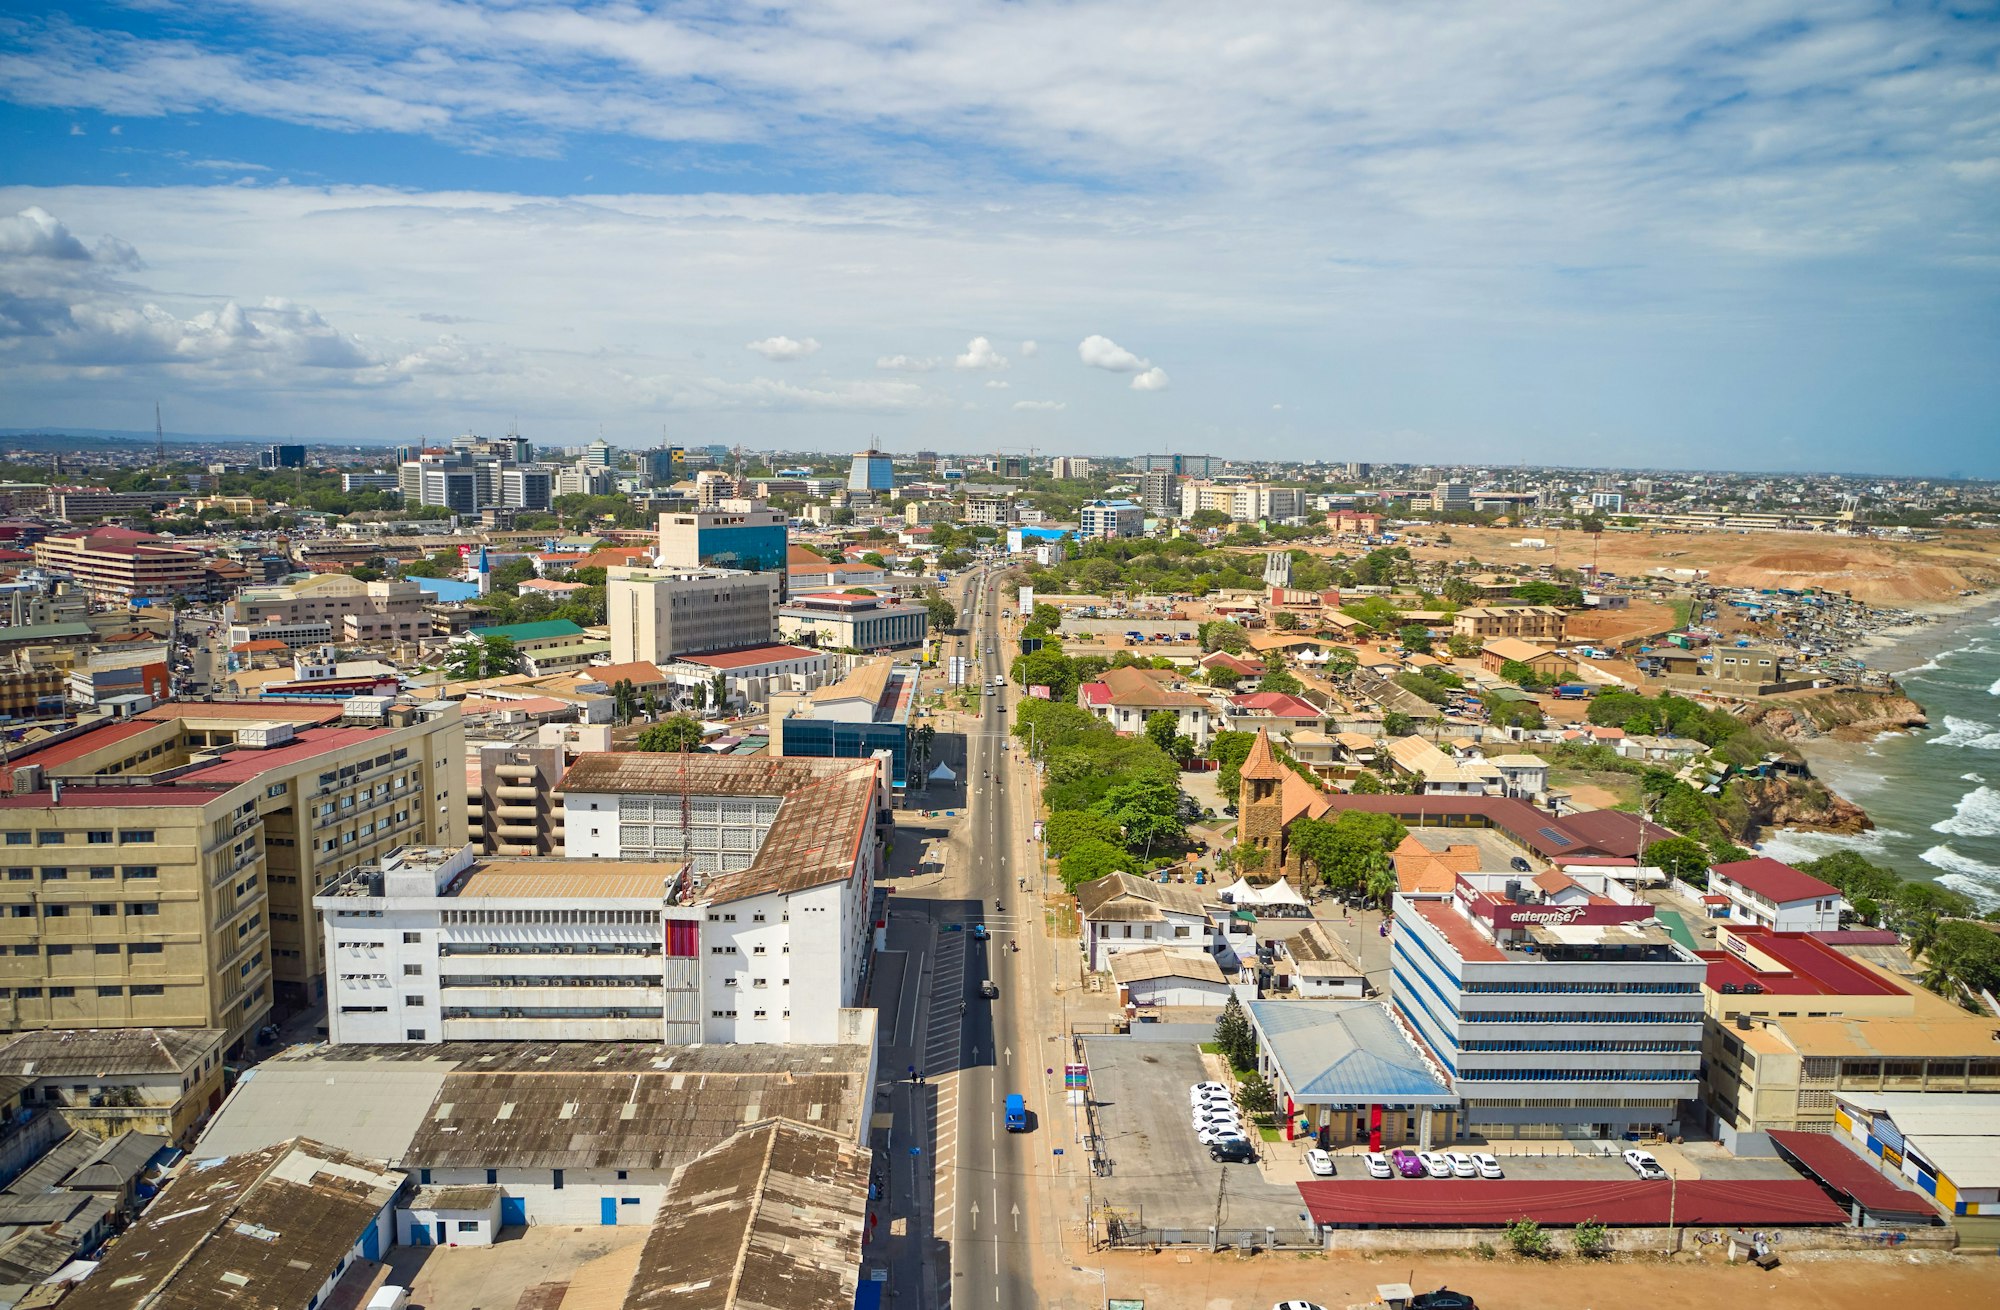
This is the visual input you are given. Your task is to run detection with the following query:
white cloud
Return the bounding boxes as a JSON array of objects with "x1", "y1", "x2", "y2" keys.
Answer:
[
  {"x1": 746, "y1": 335, "x2": 820, "y2": 361},
  {"x1": 1020, "y1": 339, "x2": 1039, "y2": 357},
  {"x1": 1131, "y1": 366, "x2": 1170, "y2": 391},
  {"x1": 67, "y1": 122, "x2": 82, "y2": 136},
  {"x1": 875, "y1": 354, "x2": 937, "y2": 372},
  {"x1": 1013, "y1": 400, "x2": 1066, "y2": 411},
  {"x1": 1078, "y1": 334, "x2": 1148, "y2": 373},
  {"x1": 1, "y1": 206, "x2": 92, "y2": 260},
  {"x1": 955, "y1": 335, "x2": 1007, "y2": 370},
  {"x1": 985, "y1": 379, "x2": 1010, "y2": 389}
]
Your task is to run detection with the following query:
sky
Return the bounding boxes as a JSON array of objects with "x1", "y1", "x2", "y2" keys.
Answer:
[{"x1": 1, "y1": 2, "x2": 1997, "y2": 475}]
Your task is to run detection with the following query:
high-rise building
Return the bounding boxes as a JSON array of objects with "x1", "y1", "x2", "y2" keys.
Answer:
[
  {"x1": 1431, "y1": 482, "x2": 1472, "y2": 513},
  {"x1": 419, "y1": 467, "x2": 477, "y2": 514},
  {"x1": 607, "y1": 566, "x2": 782, "y2": 665},
  {"x1": 644, "y1": 446, "x2": 687, "y2": 486},
  {"x1": 1137, "y1": 468, "x2": 1179, "y2": 517},
  {"x1": 30, "y1": 529, "x2": 205, "y2": 604},
  {"x1": 584, "y1": 438, "x2": 612, "y2": 470},
  {"x1": 847, "y1": 447, "x2": 894, "y2": 493},
  {"x1": 656, "y1": 503, "x2": 789, "y2": 590},
  {"x1": 500, "y1": 466, "x2": 554, "y2": 511},
  {"x1": 1049, "y1": 456, "x2": 1093, "y2": 480},
  {"x1": 261, "y1": 444, "x2": 306, "y2": 470},
  {"x1": 1077, "y1": 499, "x2": 1144, "y2": 539},
  {"x1": 0, "y1": 700, "x2": 465, "y2": 1043},
  {"x1": 1135, "y1": 453, "x2": 1219, "y2": 477}
]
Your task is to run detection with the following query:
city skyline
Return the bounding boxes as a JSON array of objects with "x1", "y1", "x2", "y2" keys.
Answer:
[{"x1": 2, "y1": 3, "x2": 1998, "y2": 475}]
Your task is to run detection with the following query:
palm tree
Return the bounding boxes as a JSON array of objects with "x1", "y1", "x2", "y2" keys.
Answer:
[
  {"x1": 611, "y1": 679, "x2": 637, "y2": 725},
  {"x1": 1905, "y1": 909, "x2": 1943, "y2": 959},
  {"x1": 1363, "y1": 852, "x2": 1396, "y2": 909}
]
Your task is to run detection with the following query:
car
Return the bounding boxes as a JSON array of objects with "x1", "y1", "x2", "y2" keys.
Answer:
[
  {"x1": 1410, "y1": 1291, "x2": 1479, "y2": 1310},
  {"x1": 1210, "y1": 1138, "x2": 1258, "y2": 1163},
  {"x1": 1509, "y1": 856, "x2": 1532, "y2": 873},
  {"x1": 971, "y1": 924, "x2": 988, "y2": 941},
  {"x1": 1623, "y1": 1148, "x2": 1669, "y2": 1180},
  {"x1": 1445, "y1": 1152, "x2": 1478, "y2": 1178},
  {"x1": 1304, "y1": 1149, "x2": 1335, "y2": 1176},
  {"x1": 1272, "y1": 1303, "x2": 1328, "y2": 1310},
  {"x1": 1390, "y1": 1149, "x2": 1426, "y2": 1179},
  {"x1": 1471, "y1": 1152, "x2": 1504, "y2": 1179},
  {"x1": 1196, "y1": 1123, "x2": 1249, "y2": 1145},
  {"x1": 1193, "y1": 1110, "x2": 1242, "y2": 1133},
  {"x1": 1364, "y1": 1151, "x2": 1394, "y2": 1179},
  {"x1": 1191, "y1": 1098, "x2": 1235, "y2": 1118},
  {"x1": 1419, "y1": 1151, "x2": 1454, "y2": 1179},
  {"x1": 979, "y1": 979, "x2": 998, "y2": 999},
  {"x1": 1190, "y1": 1081, "x2": 1229, "y2": 1096}
]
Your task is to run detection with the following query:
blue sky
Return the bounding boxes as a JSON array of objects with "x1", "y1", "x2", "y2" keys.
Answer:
[{"x1": 1, "y1": 1, "x2": 1997, "y2": 474}]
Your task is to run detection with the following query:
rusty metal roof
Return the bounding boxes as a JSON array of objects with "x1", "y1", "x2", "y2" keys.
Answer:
[
  {"x1": 624, "y1": 1119, "x2": 868, "y2": 1310},
  {"x1": 0, "y1": 1027, "x2": 226, "y2": 1078},
  {"x1": 63, "y1": 1137, "x2": 401, "y2": 1310}
]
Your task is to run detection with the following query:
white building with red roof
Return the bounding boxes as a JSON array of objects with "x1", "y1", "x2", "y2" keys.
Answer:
[{"x1": 1707, "y1": 857, "x2": 1846, "y2": 933}]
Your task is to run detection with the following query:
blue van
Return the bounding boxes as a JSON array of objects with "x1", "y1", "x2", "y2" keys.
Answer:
[{"x1": 1003, "y1": 1094, "x2": 1027, "y2": 1132}]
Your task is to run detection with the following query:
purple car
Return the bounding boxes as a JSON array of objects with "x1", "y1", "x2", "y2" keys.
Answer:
[{"x1": 1390, "y1": 1149, "x2": 1426, "y2": 1179}]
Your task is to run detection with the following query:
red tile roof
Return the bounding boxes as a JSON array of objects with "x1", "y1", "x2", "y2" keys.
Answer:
[
  {"x1": 679, "y1": 644, "x2": 823, "y2": 670},
  {"x1": 1698, "y1": 927, "x2": 1901, "y2": 997},
  {"x1": 1230, "y1": 692, "x2": 1320, "y2": 718},
  {"x1": 0, "y1": 719, "x2": 158, "y2": 788},
  {"x1": 1711, "y1": 857, "x2": 1839, "y2": 904},
  {"x1": 1298, "y1": 1179, "x2": 1846, "y2": 1227},
  {"x1": 1767, "y1": 1132, "x2": 1935, "y2": 1216}
]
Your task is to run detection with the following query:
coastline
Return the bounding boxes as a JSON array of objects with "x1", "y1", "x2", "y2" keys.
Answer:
[{"x1": 1842, "y1": 588, "x2": 2000, "y2": 677}]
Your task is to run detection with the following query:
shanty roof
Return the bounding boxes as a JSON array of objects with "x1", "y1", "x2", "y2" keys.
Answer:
[
  {"x1": 1074, "y1": 872, "x2": 1211, "y2": 922},
  {"x1": 1249, "y1": 1000, "x2": 1451, "y2": 1103},
  {"x1": 64, "y1": 1137, "x2": 401, "y2": 1310},
  {"x1": 0, "y1": 1027, "x2": 226, "y2": 1079},
  {"x1": 623, "y1": 1119, "x2": 868, "y2": 1310}
]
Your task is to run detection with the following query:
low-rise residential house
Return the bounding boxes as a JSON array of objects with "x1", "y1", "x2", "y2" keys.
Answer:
[
  {"x1": 1708, "y1": 857, "x2": 1847, "y2": 933},
  {"x1": 1269, "y1": 921, "x2": 1365, "y2": 999},
  {"x1": 1075, "y1": 873, "x2": 1220, "y2": 973},
  {"x1": 1452, "y1": 605, "x2": 1566, "y2": 643},
  {"x1": 1383, "y1": 735, "x2": 1499, "y2": 796},
  {"x1": 1077, "y1": 665, "x2": 1221, "y2": 747},
  {"x1": 1108, "y1": 947, "x2": 1232, "y2": 1009},
  {"x1": 1479, "y1": 637, "x2": 1577, "y2": 682},
  {"x1": 1223, "y1": 691, "x2": 1322, "y2": 735},
  {"x1": 1487, "y1": 753, "x2": 1549, "y2": 800}
]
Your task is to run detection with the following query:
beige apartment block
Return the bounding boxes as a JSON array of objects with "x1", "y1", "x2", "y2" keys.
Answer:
[{"x1": 0, "y1": 701, "x2": 464, "y2": 1048}]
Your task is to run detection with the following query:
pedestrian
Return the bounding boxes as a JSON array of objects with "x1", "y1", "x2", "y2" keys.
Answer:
[{"x1": 908, "y1": 1063, "x2": 916, "y2": 1082}]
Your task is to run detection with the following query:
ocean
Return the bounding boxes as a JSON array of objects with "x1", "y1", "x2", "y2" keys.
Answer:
[{"x1": 1758, "y1": 606, "x2": 2000, "y2": 912}]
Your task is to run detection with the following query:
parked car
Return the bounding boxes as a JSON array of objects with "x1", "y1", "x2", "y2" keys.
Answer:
[
  {"x1": 1410, "y1": 1290, "x2": 1479, "y2": 1310},
  {"x1": 1210, "y1": 1138, "x2": 1258, "y2": 1163},
  {"x1": 1272, "y1": 1303, "x2": 1328, "y2": 1310},
  {"x1": 1509, "y1": 856, "x2": 1532, "y2": 873},
  {"x1": 1471, "y1": 1153, "x2": 1504, "y2": 1179},
  {"x1": 1445, "y1": 1152, "x2": 1478, "y2": 1178},
  {"x1": 1623, "y1": 1148, "x2": 1669, "y2": 1180},
  {"x1": 1364, "y1": 1151, "x2": 1394, "y2": 1179},
  {"x1": 1190, "y1": 1087, "x2": 1234, "y2": 1106},
  {"x1": 1193, "y1": 1111, "x2": 1242, "y2": 1135},
  {"x1": 1418, "y1": 1151, "x2": 1454, "y2": 1179},
  {"x1": 1305, "y1": 1149, "x2": 1335, "y2": 1177},
  {"x1": 1390, "y1": 1149, "x2": 1426, "y2": 1179},
  {"x1": 1190, "y1": 1081, "x2": 1229, "y2": 1097},
  {"x1": 1196, "y1": 1124, "x2": 1248, "y2": 1145}
]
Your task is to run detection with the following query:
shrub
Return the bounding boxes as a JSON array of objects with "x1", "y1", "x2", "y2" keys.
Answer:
[
  {"x1": 1573, "y1": 1217, "x2": 1609, "y2": 1257},
  {"x1": 1474, "y1": 1240, "x2": 1497, "y2": 1260},
  {"x1": 1504, "y1": 1216, "x2": 1552, "y2": 1259}
]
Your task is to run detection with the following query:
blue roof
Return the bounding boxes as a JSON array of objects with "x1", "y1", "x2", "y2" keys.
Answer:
[
  {"x1": 1248, "y1": 999, "x2": 1453, "y2": 1104},
  {"x1": 411, "y1": 576, "x2": 480, "y2": 603}
]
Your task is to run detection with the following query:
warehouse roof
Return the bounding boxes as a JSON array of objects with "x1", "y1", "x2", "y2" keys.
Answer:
[
  {"x1": 1767, "y1": 1131, "x2": 1936, "y2": 1219},
  {"x1": 1298, "y1": 1178, "x2": 1846, "y2": 1228},
  {"x1": 0, "y1": 1026, "x2": 226, "y2": 1079}
]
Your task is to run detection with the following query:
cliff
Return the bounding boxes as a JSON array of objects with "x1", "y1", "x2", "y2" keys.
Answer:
[
  {"x1": 1742, "y1": 690, "x2": 1928, "y2": 743},
  {"x1": 1738, "y1": 775, "x2": 1873, "y2": 836}
]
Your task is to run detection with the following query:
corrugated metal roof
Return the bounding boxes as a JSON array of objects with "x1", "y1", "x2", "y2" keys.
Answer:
[
  {"x1": 1298, "y1": 1178, "x2": 1847, "y2": 1227},
  {"x1": 1767, "y1": 1131, "x2": 1935, "y2": 1215},
  {"x1": 1248, "y1": 999, "x2": 1453, "y2": 1103}
]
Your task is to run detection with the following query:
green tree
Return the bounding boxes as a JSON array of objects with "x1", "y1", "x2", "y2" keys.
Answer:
[
  {"x1": 1286, "y1": 811, "x2": 1407, "y2": 894},
  {"x1": 1044, "y1": 809, "x2": 1125, "y2": 856},
  {"x1": 1188, "y1": 507, "x2": 1234, "y2": 531},
  {"x1": 444, "y1": 634, "x2": 522, "y2": 681},
  {"x1": 1644, "y1": 835, "x2": 1711, "y2": 883},
  {"x1": 1513, "y1": 580, "x2": 1584, "y2": 607},
  {"x1": 1446, "y1": 632, "x2": 1480, "y2": 658},
  {"x1": 920, "y1": 588, "x2": 958, "y2": 632},
  {"x1": 1498, "y1": 659, "x2": 1543, "y2": 689},
  {"x1": 1271, "y1": 610, "x2": 1301, "y2": 631},
  {"x1": 1350, "y1": 770, "x2": 1385, "y2": 794},
  {"x1": 1059, "y1": 837, "x2": 1133, "y2": 890},
  {"x1": 610, "y1": 679, "x2": 638, "y2": 724},
  {"x1": 634, "y1": 714, "x2": 706, "y2": 753},
  {"x1": 1397, "y1": 623, "x2": 1433, "y2": 653},
  {"x1": 1144, "y1": 710, "x2": 1181, "y2": 755},
  {"x1": 1213, "y1": 995, "x2": 1256, "y2": 1071},
  {"x1": 1211, "y1": 731, "x2": 1259, "y2": 796},
  {"x1": 1010, "y1": 648, "x2": 1081, "y2": 700},
  {"x1": 1098, "y1": 776, "x2": 1185, "y2": 853},
  {"x1": 1237, "y1": 1073, "x2": 1276, "y2": 1116},
  {"x1": 1382, "y1": 711, "x2": 1415, "y2": 738},
  {"x1": 1198, "y1": 620, "x2": 1251, "y2": 654}
]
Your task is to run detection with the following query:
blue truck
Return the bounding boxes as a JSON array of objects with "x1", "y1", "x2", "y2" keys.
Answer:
[{"x1": 1004, "y1": 1093, "x2": 1028, "y2": 1132}]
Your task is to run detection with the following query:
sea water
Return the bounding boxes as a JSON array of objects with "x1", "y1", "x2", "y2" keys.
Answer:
[{"x1": 1757, "y1": 611, "x2": 2000, "y2": 912}]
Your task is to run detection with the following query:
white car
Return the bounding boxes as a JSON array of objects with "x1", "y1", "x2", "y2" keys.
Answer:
[
  {"x1": 1305, "y1": 1149, "x2": 1335, "y2": 1177},
  {"x1": 1624, "y1": 1148, "x2": 1669, "y2": 1180},
  {"x1": 1193, "y1": 1109, "x2": 1242, "y2": 1132},
  {"x1": 1472, "y1": 1152, "x2": 1504, "y2": 1179},
  {"x1": 1273, "y1": 1303, "x2": 1328, "y2": 1310},
  {"x1": 1190, "y1": 1088, "x2": 1234, "y2": 1108},
  {"x1": 1364, "y1": 1151, "x2": 1394, "y2": 1179},
  {"x1": 1445, "y1": 1152, "x2": 1478, "y2": 1178},
  {"x1": 1190, "y1": 1081, "x2": 1229, "y2": 1097},
  {"x1": 1199, "y1": 1125, "x2": 1252, "y2": 1146},
  {"x1": 1419, "y1": 1151, "x2": 1453, "y2": 1179}
]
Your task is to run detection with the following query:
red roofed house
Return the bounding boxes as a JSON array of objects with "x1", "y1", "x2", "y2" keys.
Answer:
[
  {"x1": 1076, "y1": 664, "x2": 1220, "y2": 747},
  {"x1": 1224, "y1": 691, "x2": 1322, "y2": 735},
  {"x1": 1707, "y1": 857, "x2": 1846, "y2": 933},
  {"x1": 1199, "y1": 650, "x2": 1262, "y2": 679}
]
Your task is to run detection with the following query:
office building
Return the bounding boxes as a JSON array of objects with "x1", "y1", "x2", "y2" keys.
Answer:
[
  {"x1": 260, "y1": 444, "x2": 307, "y2": 470},
  {"x1": 778, "y1": 592, "x2": 928, "y2": 652},
  {"x1": 557, "y1": 752, "x2": 888, "y2": 1044},
  {"x1": 964, "y1": 494, "x2": 1017, "y2": 527},
  {"x1": 419, "y1": 467, "x2": 478, "y2": 515},
  {"x1": 554, "y1": 463, "x2": 619, "y2": 498},
  {"x1": 655, "y1": 503, "x2": 789, "y2": 587},
  {"x1": 0, "y1": 700, "x2": 465, "y2": 1045},
  {"x1": 31, "y1": 529, "x2": 205, "y2": 604},
  {"x1": 229, "y1": 573, "x2": 432, "y2": 646},
  {"x1": 607, "y1": 566, "x2": 782, "y2": 666},
  {"x1": 465, "y1": 739, "x2": 568, "y2": 857},
  {"x1": 1178, "y1": 480, "x2": 1305, "y2": 523},
  {"x1": 1430, "y1": 482, "x2": 1472, "y2": 513},
  {"x1": 847, "y1": 447, "x2": 894, "y2": 493},
  {"x1": 1049, "y1": 456, "x2": 1093, "y2": 480},
  {"x1": 1077, "y1": 499, "x2": 1145, "y2": 539},
  {"x1": 769, "y1": 658, "x2": 917, "y2": 788},
  {"x1": 1135, "y1": 453, "x2": 1220, "y2": 477},
  {"x1": 1696, "y1": 923, "x2": 2000, "y2": 1152},
  {"x1": 1391, "y1": 873, "x2": 1705, "y2": 1139},
  {"x1": 46, "y1": 489, "x2": 177, "y2": 521},
  {"x1": 644, "y1": 445, "x2": 687, "y2": 486},
  {"x1": 1137, "y1": 468, "x2": 1179, "y2": 518},
  {"x1": 583, "y1": 437, "x2": 612, "y2": 470},
  {"x1": 498, "y1": 466, "x2": 554, "y2": 511},
  {"x1": 340, "y1": 472, "x2": 400, "y2": 493}
]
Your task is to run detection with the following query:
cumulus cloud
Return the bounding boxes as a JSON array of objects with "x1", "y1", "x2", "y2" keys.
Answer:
[
  {"x1": 1131, "y1": 366, "x2": 1170, "y2": 391},
  {"x1": 746, "y1": 335, "x2": 820, "y2": 361},
  {"x1": 954, "y1": 335, "x2": 1007, "y2": 370},
  {"x1": 985, "y1": 379, "x2": 1010, "y2": 388},
  {"x1": 1078, "y1": 334, "x2": 1149, "y2": 373},
  {"x1": 1013, "y1": 399, "x2": 1066, "y2": 411},
  {"x1": 1, "y1": 207, "x2": 93, "y2": 261},
  {"x1": 875, "y1": 354, "x2": 937, "y2": 372},
  {"x1": 1020, "y1": 340, "x2": 1039, "y2": 357}
]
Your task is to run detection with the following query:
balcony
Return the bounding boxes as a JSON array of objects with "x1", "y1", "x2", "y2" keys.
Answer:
[{"x1": 495, "y1": 785, "x2": 539, "y2": 803}]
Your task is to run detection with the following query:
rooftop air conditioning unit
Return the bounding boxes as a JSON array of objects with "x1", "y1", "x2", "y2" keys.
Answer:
[{"x1": 11, "y1": 765, "x2": 44, "y2": 795}]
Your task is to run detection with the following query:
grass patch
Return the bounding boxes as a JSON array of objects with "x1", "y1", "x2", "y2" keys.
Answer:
[
  {"x1": 1669, "y1": 597, "x2": 1693, "y2": 629},
  {"x1": 1257, "y1": 1124, "x2": 1282, "y2": 1142},
  {"x1": 1198, "y1": 1042, "x2": 1223, "y2": 1056}
]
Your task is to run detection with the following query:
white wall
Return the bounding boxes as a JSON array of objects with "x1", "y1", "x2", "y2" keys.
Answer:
[
  {"x1": 397, "y1": 1199, "x2": 499, "y2": 1247},
  {"x1": 419, "y1": 1167, "x2": 672, "y2": 1227},
  {"x1": 1127, "y1": 976, "x2": 1231, "y2": 1007}
]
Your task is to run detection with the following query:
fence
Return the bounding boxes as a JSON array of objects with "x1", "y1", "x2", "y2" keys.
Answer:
[
  {"x1": 1321, "y1": 1223, "x2": 1957, "y2": 1256},
  {"x1": 1097, "y1": 1218, "x2": 1322, "y2": 1252}
]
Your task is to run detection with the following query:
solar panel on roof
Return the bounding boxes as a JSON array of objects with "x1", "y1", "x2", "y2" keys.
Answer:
[{"x1": 1538, "y1": 826, "x2": 1575, "y2": 848}]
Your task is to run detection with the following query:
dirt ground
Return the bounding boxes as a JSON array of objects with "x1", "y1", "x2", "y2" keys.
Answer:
[
  {"x1": 1563, "y1": 600, "x2": 1682, "y2": 647},
  {"x1": 1091, "y1": 1246, "x2": 2000, "y2": 1310},
  {"x1": 1384, "y1": 525, "x2": 2000, "y2": 606}
]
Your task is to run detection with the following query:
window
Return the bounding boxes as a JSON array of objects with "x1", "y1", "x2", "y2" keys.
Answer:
[
  {"x1": 95, "y1": 943, "x2": 118, "y2": 955},
  {"x1": 118, "y1": 830, "x2": 155, "y2": 844},
  {"x1": 456, "y1": 1221, "x2": 480, "y2": 1232},
  {"x1": 6, "y1": 868, "x2": 28, "y2": 880},
  {"x1": 38, "y1": 831, "x2": 65, "y2": 845},
  {"x1": 93, "y1": 903, "x2": 117, "y2": 917},
  {"x1": 40, "y1": 867, "x2": 67, "y2": 880},
  {"x1": 4, "y1": 833, "x2": 27, "y2": 846},
  {"x1": 132, "y1": 985, "x2": 164, "y2": 996},
  {"x1": 405, "y1": 1029, "x2": 426, "y2": 1040},
  {"x1": 126, "y1": 903, "x2": 159, "y2": 917},
  {"x1": 403, "y1": 932, "x2": 423, "y2": 944},
  {"x1": 89, "y1": 867, "x2": 114, "y2": 880},
  {"x1": 42, "y1": 905, "x2": 67, "y2": 917},
  {"x1": 86, "y1": 830, "x2": 113, "y2": 845},
  {"x1": 403, "y1": 964, "x2": 422, "y2": 976},
  {"x1": 486, "y1": 1169, "x2": 498, "y2": 1184},
  {"x1": 97, "y1": 985, "x2": 123, "y2": 997},
  {"x1": 405, "y1": 995, "x2": 424, "y2": 1006},
  {"x1": 552, "y1": 1169, "x2": 564, "y2": 1190},
  {"x1": 49, "y1": 986, "x2": 74, "y2": 998},
  {"x1": 130, "y1": 943, "x2": 163, "y2": 955},
  {"x1": 124, "y1": 866, "x2": 157, "y2": 879}
]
